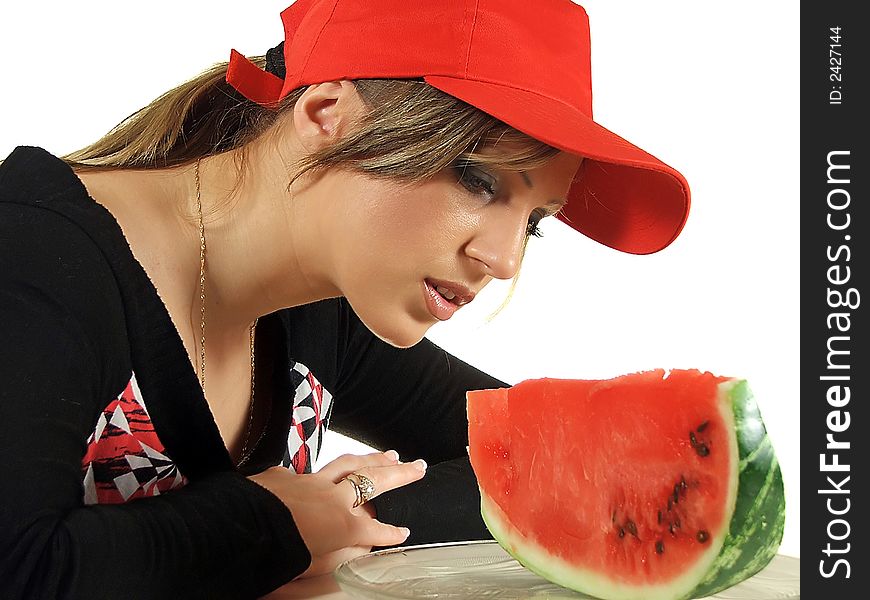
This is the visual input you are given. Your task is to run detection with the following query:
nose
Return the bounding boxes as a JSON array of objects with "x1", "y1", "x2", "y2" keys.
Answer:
[{"x1": 464, "y1": 212, "x2": 528, "y2": 280}]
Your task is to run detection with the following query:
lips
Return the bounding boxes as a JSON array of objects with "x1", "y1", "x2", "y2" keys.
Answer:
[
  {"x1": 425, "y1": 278, "x2": 476, "y2": 306},
  {"x1": 422, "y1": 279, "x2": 476, "y2": 322}
]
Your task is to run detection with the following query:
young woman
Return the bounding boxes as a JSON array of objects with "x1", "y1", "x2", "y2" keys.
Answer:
[{"x1": 0, "y1": 0, "x2": 689, "y2": 597}]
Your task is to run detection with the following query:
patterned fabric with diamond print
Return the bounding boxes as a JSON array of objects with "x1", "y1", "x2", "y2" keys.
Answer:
[
  {"x1": 81, "y1": 373, "x2": 187, "y2": 505},
  {"x1": 282, "y1": 361, "x2": 333, "y2": 474},
  {"x1": 81, "y1": 361, "x2": 334, "y2": 505}
]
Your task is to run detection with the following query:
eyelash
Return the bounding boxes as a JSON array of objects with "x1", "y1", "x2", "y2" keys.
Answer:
[
  {"x1": 527, "y1": 213, "x2": 545, "y2": 238},
  {"x1": 454, "y1": 165, "x2": 545, "y2": 239}
]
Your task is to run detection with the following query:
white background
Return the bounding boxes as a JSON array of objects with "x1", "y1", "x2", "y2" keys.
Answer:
[{"x1": 0, "y1": 2, "x2": 799, "y2": 558}]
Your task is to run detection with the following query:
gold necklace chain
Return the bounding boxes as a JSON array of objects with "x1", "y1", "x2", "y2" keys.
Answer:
[{"x1": 194, "y1": 160, "x2": 259, "y2": 466}]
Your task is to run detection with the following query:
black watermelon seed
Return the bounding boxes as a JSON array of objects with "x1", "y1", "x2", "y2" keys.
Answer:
[
  {"x1": 697, "y1": 530, "x2": 710, "y2": 543},
  {"x1": 696, "y1": 444, "x2": 710, "y2": 457},
  {"x1": 668, "y1": 523, "x2": 676, "y2": 536},
  {"x1": 674, "y1": 516, "x2": 681, "y2": 529},
  {"x1": 667, "y1": 498, "x2": 673, "y2": 511},
  {"x1": 626, "y1": 521, "x2": 638, "y2": 538},
  {"x1": 689, "y1": 431, "x2": 698, "y2": 446},
  {"x1": 697, "y1": 420, "x2": 709, "y2": 432},
  {"x1": 618, "y1": 527, "x2": 625, "y2": 538},
  {"x1": 657, "y1": 510, "x2": 662, "y2": 524},
  {"x1": 672, "y1": 487, "x2": 680, "y2": 504},
  {"x1": 680, "y1": 476, "x2": 688, "y2": 490},
  {"x1": 655, "y1": 540, "x2": 665, "y2": 554}
]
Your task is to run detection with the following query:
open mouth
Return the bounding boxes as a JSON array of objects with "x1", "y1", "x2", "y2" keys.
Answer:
[
  {"x1": 423, "y1": 278, "x2": 475, "y2": 321},
  {"x1": 425, "y1": 279, "x2": 466, "y2": 306},
  {"x1": 431, "y1": 282, "x2": 459, "y2": 304},
  {"x1": 423, "y1": 279, "x2": 462, "y2": 321}
]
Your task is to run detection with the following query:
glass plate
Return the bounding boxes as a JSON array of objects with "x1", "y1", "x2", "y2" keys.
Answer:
[{"x1": 335, "y1": 540, "x2": 799, "y2": 600}]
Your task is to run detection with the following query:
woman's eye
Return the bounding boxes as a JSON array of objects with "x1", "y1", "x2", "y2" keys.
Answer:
[
  {"x1": 455, "y1": 165, "x2": 497, "y2": 197},
  {"x1": 452, "y1": 163, "x2": 545, "y2": 238}
]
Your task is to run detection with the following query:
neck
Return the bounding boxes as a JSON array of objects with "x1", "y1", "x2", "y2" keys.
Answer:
[
  {"x1": 80, "y1": 134, "x2": 343, "y2": 349},
  {"x1": 184, "y1": 142, "x2": 342, "y2": 342}
]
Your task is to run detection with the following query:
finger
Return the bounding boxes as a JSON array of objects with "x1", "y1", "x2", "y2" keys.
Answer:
[
  {"x1": 338, "y1": 460, "x2": 427, "y2": 509},
  {"x1": 317, "y1": 450, "x2": 400, "y2": 481},
  {"x1": 352, "y1": 516, "x2": 411, "y2": 548}
]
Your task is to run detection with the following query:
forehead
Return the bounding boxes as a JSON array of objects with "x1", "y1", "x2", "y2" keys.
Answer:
[
  {"x1": 473, "y1": 139, "x2": 582, "y2": 171},
  {"x1": 524, "y1": 153, "x2": 584, "y2": 206}
]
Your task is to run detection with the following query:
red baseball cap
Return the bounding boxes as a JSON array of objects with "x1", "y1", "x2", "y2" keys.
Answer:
[{"x1": 227, "y1": 0, "x2": 690, "y2": 254}]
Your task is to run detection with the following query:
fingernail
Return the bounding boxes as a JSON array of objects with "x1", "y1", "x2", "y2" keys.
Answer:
[
  {"x1": 384, "y1": 450, "x2": 400, "y2": 461},
  {"x1": 414, "y1": 459, "x2": 427, "y2": 472},
  {"x1": 400, "y1": 527, "x2": 411, "y2": 538}
]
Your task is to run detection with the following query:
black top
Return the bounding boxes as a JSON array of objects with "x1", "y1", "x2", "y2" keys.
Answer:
[{"x1": 0, "y1": 146, "x2": 504, "y2": 599}]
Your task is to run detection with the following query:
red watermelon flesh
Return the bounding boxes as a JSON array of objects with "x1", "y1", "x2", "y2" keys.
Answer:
[{"x1": 467, "y1": 370, "x2": 785, "y2": 600}]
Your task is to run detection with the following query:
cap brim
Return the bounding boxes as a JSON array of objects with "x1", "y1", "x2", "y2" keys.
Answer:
[{"x1": 424, "y1": 75, "x2": 690, "y2": 254}]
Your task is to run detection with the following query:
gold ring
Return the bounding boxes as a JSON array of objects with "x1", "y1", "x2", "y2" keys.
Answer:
[{"x1": 343, "y1": 472, "x2": 376, "y2": 508}]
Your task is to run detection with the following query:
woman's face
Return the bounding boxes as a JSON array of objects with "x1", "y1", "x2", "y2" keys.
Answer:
[{"x1": 319, "y1": 151, "x2": 583, "y2": 348}]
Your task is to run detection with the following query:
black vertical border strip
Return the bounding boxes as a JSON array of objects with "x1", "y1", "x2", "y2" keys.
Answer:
[{"x1": 802, "y1": 2, "x2": 866, "y2": 595}]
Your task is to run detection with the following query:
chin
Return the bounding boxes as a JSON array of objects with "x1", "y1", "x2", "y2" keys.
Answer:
[
  {"x1": 368, "y1": 319, "x2": 429, "y2": 349},
  {"x1": 351, "y1": 303, "x2": 431, "y2": 349},
  {"x1": 344, "y1": 284, "x2": 438, "y2": 348}
]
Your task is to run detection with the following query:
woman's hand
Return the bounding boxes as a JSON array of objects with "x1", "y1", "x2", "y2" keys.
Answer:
[{"x1": 248, "y1": 451, "x2": 427, "y2": 578}]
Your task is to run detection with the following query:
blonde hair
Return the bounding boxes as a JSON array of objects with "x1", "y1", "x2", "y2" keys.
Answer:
[{"x1": 64, "y1": 56, "x2": 560, "y2": 316}]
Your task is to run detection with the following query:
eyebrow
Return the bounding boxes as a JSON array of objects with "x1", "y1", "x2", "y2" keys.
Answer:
[
  {"x1": 520, "y1": 172, "x2": 533, "y2": 188},
  {"x1": 520, "y1": 171, "x2": 567, "y2": 210}
]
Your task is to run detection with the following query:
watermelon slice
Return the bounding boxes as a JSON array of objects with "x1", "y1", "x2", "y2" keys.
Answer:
[{"x1": 467, "y1": 370, "x2": 785, "y2": 600}]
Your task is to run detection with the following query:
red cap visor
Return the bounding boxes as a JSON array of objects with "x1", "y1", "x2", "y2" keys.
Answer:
[{"x1": 425, "y1": 75, "x2": 690, "y2": 254}]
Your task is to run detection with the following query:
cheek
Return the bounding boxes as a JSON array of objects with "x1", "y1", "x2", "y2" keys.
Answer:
[
  {"x1": 347, "y1": 184, "x2": 468, "y2": 265},
  {"x1": 332, "y1": 180, "x2": 475, "y2": 347}
]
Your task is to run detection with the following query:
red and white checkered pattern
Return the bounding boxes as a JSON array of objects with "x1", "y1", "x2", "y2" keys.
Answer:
[
  {"x1": 283, "y1": 361, "x2": 333, "y2": 474},
  {"x1": 81, "y1": 361, "x2": 333, "y2": 505},
  {"x1": 81, "y1": 373, "x2": 186, "y2": 505}
]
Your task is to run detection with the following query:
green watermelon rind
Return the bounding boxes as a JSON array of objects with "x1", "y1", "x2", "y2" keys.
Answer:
[
  {"x1": 690, "y1": 380, "x2": 785, "y2": 597},
  {"x1": 475, "y1": 375, "x2": 785, "y2": 600}
]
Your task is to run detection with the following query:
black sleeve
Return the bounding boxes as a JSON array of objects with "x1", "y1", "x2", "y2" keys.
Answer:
[
  {"x1": 0, "y1": 205, "x2": 310, "y2": 599},
  {"x1": 329, "y1": 298, "x2": 508, "y2": 546}
]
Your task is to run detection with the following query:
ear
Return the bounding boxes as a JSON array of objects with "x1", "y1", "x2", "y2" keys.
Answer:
[{"x1": 292, "y1": 80, "x2": 365, "y2": 151}]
